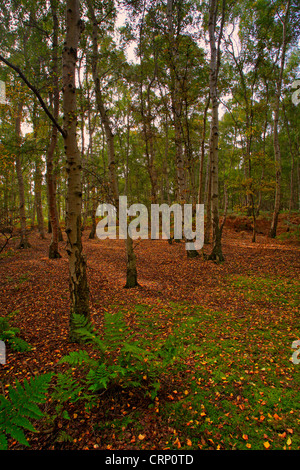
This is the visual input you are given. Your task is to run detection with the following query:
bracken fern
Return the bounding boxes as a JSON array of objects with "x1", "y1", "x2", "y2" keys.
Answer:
[
  {"x1": 60, "y1": 311, "x2": 181, "y2": 399},
  {"x1": 0, "y1": 373, "x2": 53, "y2": 449}
]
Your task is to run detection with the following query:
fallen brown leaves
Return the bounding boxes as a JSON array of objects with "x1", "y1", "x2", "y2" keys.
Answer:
[{"x1": 0, "y1": 214, "x2": 299, "y2": 450}]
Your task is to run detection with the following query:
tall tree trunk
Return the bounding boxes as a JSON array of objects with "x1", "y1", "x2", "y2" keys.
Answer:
[
  {"x1": 32, "y1": 106, "x2": 45, "y2": 239},
  {"x1": 124, "y1": 236, "x2": 138, "y2": 288},
  {"x1": 63, "y1": 0, "x2": 89, "y2": 340},
  {"x1": 89, "y1": 187, "x2": 97, "y2": 239},
  {"x1": 88, "y1": 9, "x2": 118, "y2": 204},
  {"x1": 47, "y1": 0, "x2": 62, "y2": 259},
  {"x1": 167, "y1": 0, "x2": 185, "y2": 204},
  {"x1": 198, "y1": 95, "x2": 210, "y2": 205},
  {"x1": 204, "y1": 148, "x2": 212, "y2": 244},
  {"x1": 269, "y1": 0, "x2": 291, "y2": 238},
  {"x1": 207, "y1": 0, "x2": 225, "y2": 262},
  {"x1": 88, "y1": 1, "x2": 138, "y2": 287},
  {"x1": 140, "y1": 81, "x2": 158, "y2": 204},
  {"x1": 283, "y1": 105, "x2": 296, "y2": 219},
  {"x1": 34, "y1": 160, "x2": 45, "y2": 239},
  {"x1": 167, "y1": 0, "x2": 197, "y2": 257},
  {"x1": 15, "y1": 102, "x2": 30, "y2": 249},
  {"x1": 46, "y1": 130, "x2": 61, "y2": 258}
]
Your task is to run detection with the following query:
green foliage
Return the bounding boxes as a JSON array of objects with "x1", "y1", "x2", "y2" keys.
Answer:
[
  {"x1": 278, "y1": 221, "x2": 300, "y2": 242},
  {"x1": 48, "y1": 369, "x2": 95, "y2": 428},
  {"x1": 229, "y1": 274, "x2": 300, "y2": 307},
  {"x1": 0, "y1": 373, "x2": 53, "y2": 449},
  {"x1": 60, "y1": 311, "x2": 181, "y2": 400},
  {"x1": 0, "y1": 314, "x2": 31, "y2": 352},
  {"x1": 51, "y1": 371, "x2": 86, "y2": 405}
]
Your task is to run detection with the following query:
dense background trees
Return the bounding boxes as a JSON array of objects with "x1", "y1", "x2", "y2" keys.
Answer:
[{"x1": 0, "y1": 0, "x2": 299, "y2": 334}]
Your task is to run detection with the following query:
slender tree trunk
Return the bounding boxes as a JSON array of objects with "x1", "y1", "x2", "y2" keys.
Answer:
[
  {"x1": 283, "y1": 105, "x2": 296, "y2": 219},
  {"x1": 125, "y1": 236, "x2": 138, "y2": 288},
  {"x1": 47, "y1": 130, "x2": 61, "y2": 258},
  {"x1": 141, "y1": 82, "x2": 158, "y2": 204},
  {"x1": 85, "y1": 96, "x2": 94, "y2": 232},
  {"x1": 63, "y1": 0, "x2": 89, "y2": 340},
  {"x1": 164, "y1": 116, "x2": 171, "y2": 205},
  {"x1": 89, "y1": 187, "x2": 97, "y2": 239},
  {"x1": 269, "y1": 0, "x2": 291, "y2": 238},
  {"x1": 204, "y1": 148, "x2": 212, "y2": 244},
  {"x1": 167, "y1": 0, "x2": 185, "y2": 204},
  {"x1": 167, "y1": 0, "x2": 197, "y2": 257},
  {"x1": 34, "y1": 160, "x2": 45, "y2": 239},
  {"x1": 32, "y1": 108, "x2": 45, "y2": 239},
  {"x1": 88, "y1": 0, "x2": 138, "y2": 287},
  {"x1": 207, "y1": 0, "x2": 225, "y2": 262},
  {"x1": 47, "y1": 0, "x2": 61, "y2": 259},
  {"x1": 15, "y1": 102, "x2": 30, "y2": 249},
  {"x1": 88, "y1": 1, "x2": 119, "y2": 204},
  {"x1": 125, "y1": 112, "x2": 130, "y2": 196},
  {"x1": 198, "y1": 95, "x2": 210, "y2": 205}
]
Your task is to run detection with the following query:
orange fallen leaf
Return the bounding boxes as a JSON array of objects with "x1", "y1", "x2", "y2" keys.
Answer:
[
  {"x1": 173, "y1": 437, "x2": 181, "y2": 448},
  {"x1": 263, "y1": 441, "x2": 270, "y2": 449}
]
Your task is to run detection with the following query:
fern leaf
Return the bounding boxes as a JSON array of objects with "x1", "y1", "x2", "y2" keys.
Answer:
[
  {"x1": 11, "y1": 415, "x2": 36, "y2": 432},
  {"x1": 7, "y1": 425, "x2": 29, "y2": 447},
  {"x1": 0, "y1": 433, "x2": 8, "y2": 450},
  {"x1": 59, "y1": 349, "x2": 93, "y2": 366},
  {"x1": 0, "y1": 373, "x2": 52, "y2": 448}
]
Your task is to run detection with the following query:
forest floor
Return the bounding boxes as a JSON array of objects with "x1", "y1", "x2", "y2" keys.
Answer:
[{"x1": 0, "y1": 213, "x2": 300, "y2": 451}]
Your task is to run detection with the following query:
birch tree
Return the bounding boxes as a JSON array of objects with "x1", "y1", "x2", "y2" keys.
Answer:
[
  {"x1": 207, "y1": 0, "x2": 225, "y2": 262},
  {"x1": 269, "y1": 0, "x2": 291, "y2": 238},
  {"x1": 63, "y1": 0, "x2": 90, "y2": 338}
]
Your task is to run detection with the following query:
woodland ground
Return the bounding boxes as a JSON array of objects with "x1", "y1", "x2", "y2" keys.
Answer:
[{"x1": 0, "y1": 213, "x2": 299, "y2": 451}]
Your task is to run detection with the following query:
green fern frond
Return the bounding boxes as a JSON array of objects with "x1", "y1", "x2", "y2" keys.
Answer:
[
  {"x1": 0, "y1": 316, "x2": 31, "y2": 352},
  {"x1": 59, "y1": 349, "x2": 93, "y2": 367},
  {"x1": 56, "y1": 430, "x2": 73, "y2": 443},
  {"x1": 71, "y1": 313, "x2": 94, "y2": 332},
  {"x1": 50, "y1": 371, "x2": 92, "y2": 421},
  {"x1": 0, "y1": 373, "x2": 52, "y2": 449},
  {"x1": 103, "y1": 312, "x2": 129, "y2": 352},
  {"x1": 59, "y1": 310, "x2": 182, "y2": 401}
]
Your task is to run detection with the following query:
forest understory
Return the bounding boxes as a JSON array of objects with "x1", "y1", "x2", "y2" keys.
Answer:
[{"x1": 0, "y1": 213, "x2": 299, "y2": 451}]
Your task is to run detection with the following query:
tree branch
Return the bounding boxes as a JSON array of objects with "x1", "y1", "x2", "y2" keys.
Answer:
[{"x1": 0, "y1": 54, "x2": 66, "y2": 138}]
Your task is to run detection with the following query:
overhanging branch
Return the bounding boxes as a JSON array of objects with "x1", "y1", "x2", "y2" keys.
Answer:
[{"x1": 0, "y1": 54, "x2": 66, "y2": 138}]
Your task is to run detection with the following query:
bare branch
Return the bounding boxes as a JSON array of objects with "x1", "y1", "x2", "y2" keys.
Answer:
[{"x1": 0, "y1": 54, "x2": 66, "y2": 138}]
